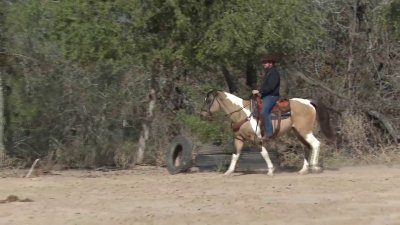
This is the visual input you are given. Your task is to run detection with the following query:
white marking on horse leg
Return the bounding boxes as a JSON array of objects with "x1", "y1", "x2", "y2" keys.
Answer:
[
  {"x1": 224, "y1": 153, "x2": 239, "y2": 176},
  {"x1": 298, "y1": 158, "x2": 309, "y2": 175},
  {"x1": 260, "y1": 147, "x2": 274, "y2": 176},
  {"x1": 250, "y1": 118, "x2": 262, "y2": 138},
  {"x1": 305, "y1": 133, "x2": 321, "y2": 172}
]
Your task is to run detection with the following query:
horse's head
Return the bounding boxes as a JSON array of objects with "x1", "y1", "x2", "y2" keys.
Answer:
[{"x1": 200, "y1": 90, "x2": 221, "y2": 120}]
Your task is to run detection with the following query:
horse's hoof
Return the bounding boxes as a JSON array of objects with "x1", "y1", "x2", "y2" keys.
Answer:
[
  {"x1": 224, "y1": 171, "x2": 233, "y2": 176},
  {"x1": 267, "y1": 168, "x2": 274, "y2": 176},
  {"x1": 311, "y1": 166, "x2": 322, "y2": 173},
  {"x1": 298, "y1": 169, "x2": 309, "y2": 175}
]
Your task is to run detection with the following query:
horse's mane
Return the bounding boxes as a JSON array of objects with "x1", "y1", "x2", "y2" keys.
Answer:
[
  {"x1": 206, "y1": 89, "x2": 224, "y2": 98},
  {"x1": 208, "y1": 89, "x2": 252, "y2": 101}
]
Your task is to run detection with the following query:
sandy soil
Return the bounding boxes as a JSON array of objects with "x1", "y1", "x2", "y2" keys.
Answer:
[{"x1": 0, "y1": 165, "x2": 400, "y2": 225}]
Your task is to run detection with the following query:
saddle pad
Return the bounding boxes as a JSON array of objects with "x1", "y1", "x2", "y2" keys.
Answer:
[{"x1": 270, "y1": 111, "x2": 291, "y2": 120}]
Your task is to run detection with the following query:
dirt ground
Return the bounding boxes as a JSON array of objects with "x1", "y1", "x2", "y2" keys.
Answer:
[{"x1": 0, "y1": 165, "x2": 400, "y2": 225}]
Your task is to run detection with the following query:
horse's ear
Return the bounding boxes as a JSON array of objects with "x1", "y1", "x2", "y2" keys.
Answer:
[{"x1": 207, "y1": 89, "x2": 218, "y2": 97}]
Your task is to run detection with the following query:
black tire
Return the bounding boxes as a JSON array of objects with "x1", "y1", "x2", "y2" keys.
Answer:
[
  {"x1": 166, "y1": 135, "x2": 193, "y2": 175},
  {"x1": 194, "y1": 153, "x2": 231, "y2": 171},
  {"x1": 196, "y1": 142, "x2": 234, "y2": 155}
]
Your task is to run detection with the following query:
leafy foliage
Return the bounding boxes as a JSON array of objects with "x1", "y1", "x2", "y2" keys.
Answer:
[
  {"x1": 1, "y1": 0, "x2": 399, "y2": 167},
  {"x1": 197, "y1": 0, "x2": 326, "y2": 64},
  {"x1": 375, "y1": 0, "x2": 400, "y2": 37},
  {"x1": 5, "y1": 0, "x2": 327, "y2": 65},
  {"x1": 176, "y1": 112, "x2": 231, "y2": 143},
  {"x1": 5, "y1": 0, "x2": 140, "y2": 62}
]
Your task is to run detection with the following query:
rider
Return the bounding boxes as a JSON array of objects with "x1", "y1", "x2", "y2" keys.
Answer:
[{"x1": 252, "y1": 55, "x2": 280, "y2": 140}]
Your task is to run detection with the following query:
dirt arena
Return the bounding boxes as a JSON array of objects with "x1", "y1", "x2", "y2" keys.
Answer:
[{"x1": 1, "y1": 165, "x2": 399, "y2": 225}]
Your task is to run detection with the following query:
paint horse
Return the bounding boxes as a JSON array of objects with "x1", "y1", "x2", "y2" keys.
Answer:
[{"x1": 200, "y1": 90, "x2": 334, "y2": 176}]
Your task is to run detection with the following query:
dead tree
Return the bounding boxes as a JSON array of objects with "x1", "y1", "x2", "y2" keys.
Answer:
[
  {"x1": 286, "y1": 66, "x2": 398, "y2": 145},
  {"x1": 136, "y1": 89, "x2": 156, "y2": 164},
  {"x1": 0, "y1": 70, "x2": 5, "y2": 163}
]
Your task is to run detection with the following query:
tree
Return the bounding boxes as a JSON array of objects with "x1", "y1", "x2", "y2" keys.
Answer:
[
  {"x1": 377, "y1": 0, "x2": 400, "y2": 37},
  {"x1": 5, "y1": 0, "x2": 140, "y2": 63},
  {"x1": 0, "y1": 70, "x2": 5, "y2": 162},
  {"x1": 0, "y1": 0, "x2": 8, "y2": 162},
  {"x1": 1, "y1": 0, "x2": 398, "y2": 167}
]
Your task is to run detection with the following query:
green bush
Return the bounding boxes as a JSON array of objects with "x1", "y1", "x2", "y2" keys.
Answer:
[{"x1": 176, "y1": 112, "x2": 231, "y2": 144}]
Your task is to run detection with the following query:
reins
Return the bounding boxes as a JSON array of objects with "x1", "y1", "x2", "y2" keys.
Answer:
[
  {"x1": 201, "y1": 91, "x2": 250, "y2": 120},
  {"x1": 202, "y1": 91, "x2": 263, "y2": 144},
  {"x1": 202, "y1": 91, "x2": 265, "y2": 145},
  {"x1": 224, "y1": 101, "x2": 251, "y2": 119}
]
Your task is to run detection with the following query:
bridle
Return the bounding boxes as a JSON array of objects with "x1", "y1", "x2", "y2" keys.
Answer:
[
  {"x1": 201, "y1": 91, "x2": 250, "y2": 119},
  {"x1": 200, "y1": 91, "x2": 220, "y2": 116},
  {"x1": 201, "y1": 90, "x2": 255, "y2": 143}
]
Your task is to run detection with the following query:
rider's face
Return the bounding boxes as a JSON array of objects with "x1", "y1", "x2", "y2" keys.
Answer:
[{"x1": 262, "y1": 62, "x2": 273, "y2": 70}]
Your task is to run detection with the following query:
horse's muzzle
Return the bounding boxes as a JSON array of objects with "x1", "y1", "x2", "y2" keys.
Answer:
[{"x1": 200, "y1": 111, "x2": 212, "y2": 120}]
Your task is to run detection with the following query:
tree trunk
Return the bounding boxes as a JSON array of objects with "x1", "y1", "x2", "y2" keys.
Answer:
[
  {"x1": 220, "y1": 65, "x2": 237, "y2": 93},
  {"x1": 136, "y1": 89, "x2": 156, "y2": 164},
  {"x1": 0, "y1": 70, "x2": 5, "y2": 163},
  {"x1": 245, "y1": 62, "x2": 257, "y2": 89},
  {"x1": 367, "y1": 110, "x2": 399, "y2": 145},
  {"x1": 344, "y1": 1, "x2": 358, "y2": 98}
]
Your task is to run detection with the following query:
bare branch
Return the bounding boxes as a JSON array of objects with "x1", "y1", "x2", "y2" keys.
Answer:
[
  {"x1": 25, "y1": 159, "x2": 40, "y2": 178},
  {"x1": 285, "y1": 66, "x2": 349, "y2": 100},
  {"x1": 0, "y1": 51, "x2": 39, "y2": 62},
  {"x1": 367, "y1": 110, "x2": 399, "y2": 145},
  {"x1": 286, "y1": 66, "x2": 399, "y2": 144}
]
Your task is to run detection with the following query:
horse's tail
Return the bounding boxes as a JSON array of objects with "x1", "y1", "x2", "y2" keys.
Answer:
[{"x1": 310, "y1": 100, "x2": 335, "y2": 141}]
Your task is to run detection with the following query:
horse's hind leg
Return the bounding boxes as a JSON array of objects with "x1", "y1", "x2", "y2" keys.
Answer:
[
  {"x1": 224, "y1": 138, "x2": 243, "y2": 176},
  {"x1": 293, "y1": 130, "x2": 311, "y2": 174},
  {"x1": 304, "y1": 133, "x2": 322, "y2": 173}
]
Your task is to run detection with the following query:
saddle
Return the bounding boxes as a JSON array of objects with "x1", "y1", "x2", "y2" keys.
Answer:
[
  {"x1": 230, "y1": 95, "x2": 291, "y2": 136},
  {"x1": 253, "y1": 95, "x2": 291, "y2": 138}
]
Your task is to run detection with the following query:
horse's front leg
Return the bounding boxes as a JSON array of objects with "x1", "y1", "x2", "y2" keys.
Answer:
[
  {"x1": 298, "y1": 158, "x2": 309, "y2": 175},
  {"x1": 260, "y1": 144, "x2": 275, "y2": 176},
  {"x1": 298, "y1": 146, "x2": 311, "y2": 174},
  {"x1": 224, "y1": 138, "x2": 244, "y2": 176}
]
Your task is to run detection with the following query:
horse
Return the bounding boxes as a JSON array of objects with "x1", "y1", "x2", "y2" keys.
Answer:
[{"x1": 200, "y1": 90, "x2": 334, "y2": 176}]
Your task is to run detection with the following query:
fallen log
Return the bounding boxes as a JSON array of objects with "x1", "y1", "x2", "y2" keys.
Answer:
[{"x1": 367, "y1": 110, "x2": 399, "y2": 144}]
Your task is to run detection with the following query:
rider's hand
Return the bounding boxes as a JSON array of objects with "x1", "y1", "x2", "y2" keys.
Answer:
[{"x1": 252, "y1": 90, "x2": 259, "y2": 95}]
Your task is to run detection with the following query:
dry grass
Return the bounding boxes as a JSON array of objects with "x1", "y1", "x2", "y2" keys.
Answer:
[
  {"x1": 323, "y1": 145, "x2": 400, "y2": 169},
  {"x1": 113, "y1": 142, "x2": 136, "y2": 169},
  {"x1": 328, "y1": 109, "x2": 400, "y2": 166},
  {"x1": 340, "y1": 110, "x2": 373, "y2": 155}
]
